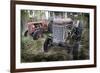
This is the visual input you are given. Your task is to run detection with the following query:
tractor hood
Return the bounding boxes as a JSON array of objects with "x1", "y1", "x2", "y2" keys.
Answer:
[{"x1": 53, "y1": 18, "x2": 73, "y2": 24}]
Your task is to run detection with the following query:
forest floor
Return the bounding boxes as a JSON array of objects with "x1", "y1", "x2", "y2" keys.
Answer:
[{"x1": 21, "y1": 28, "x2": 89, "y2": 63}]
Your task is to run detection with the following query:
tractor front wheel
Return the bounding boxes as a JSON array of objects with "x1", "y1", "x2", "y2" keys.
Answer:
[
  {"x1": 32, "y1": 29, "x2": 42, "y2": 40},
  {"x1": 43, "y1": 37, "x2": 52, "y2": 52},
  {"x1": 24, "y1": 30, "x2": 28, "y2": 37}
]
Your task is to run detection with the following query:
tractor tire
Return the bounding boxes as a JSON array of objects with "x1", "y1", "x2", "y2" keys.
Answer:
[
  {"x1": 43, "y1": 37, "x2": 52, "y2": 52},
  {"x1": 32, "y1": 30, "x2": 40, "y2": 40},
  {"x1": 24, "y1": 30, "x2": 28, "y2": 37}
]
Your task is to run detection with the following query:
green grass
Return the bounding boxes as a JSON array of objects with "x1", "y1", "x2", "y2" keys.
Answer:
[
  {"x1": 21, "y1": 27, "x2": 89, "y2": 62},
  {"x1": 21, "y1": 34, "x2": 73, "y2": 62}
]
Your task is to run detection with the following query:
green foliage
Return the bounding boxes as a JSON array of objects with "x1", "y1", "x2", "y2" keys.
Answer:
[
  {"x1": 34, "y1": 10, "x2": 46, "y2": 21},
  {"x1": 21, "y1": 47, "x2": 71, "y2": 62},
  {"x1": 78, "y1": 13, "x2": 89, "y2": 60},
  {"x1": 21, "y1": 10, "x2": 29, "y2": 19},
  {"x1": 21, "y1": 10, "x2": 30, "y2": 32},
  {"x1": 21, "y1": 35, "x2": 72, "y2": 62}
]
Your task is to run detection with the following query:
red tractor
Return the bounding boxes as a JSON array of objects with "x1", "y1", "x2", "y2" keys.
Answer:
[{"x1": 24, "y1": 19, "x2": 48, "y2": 40}]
